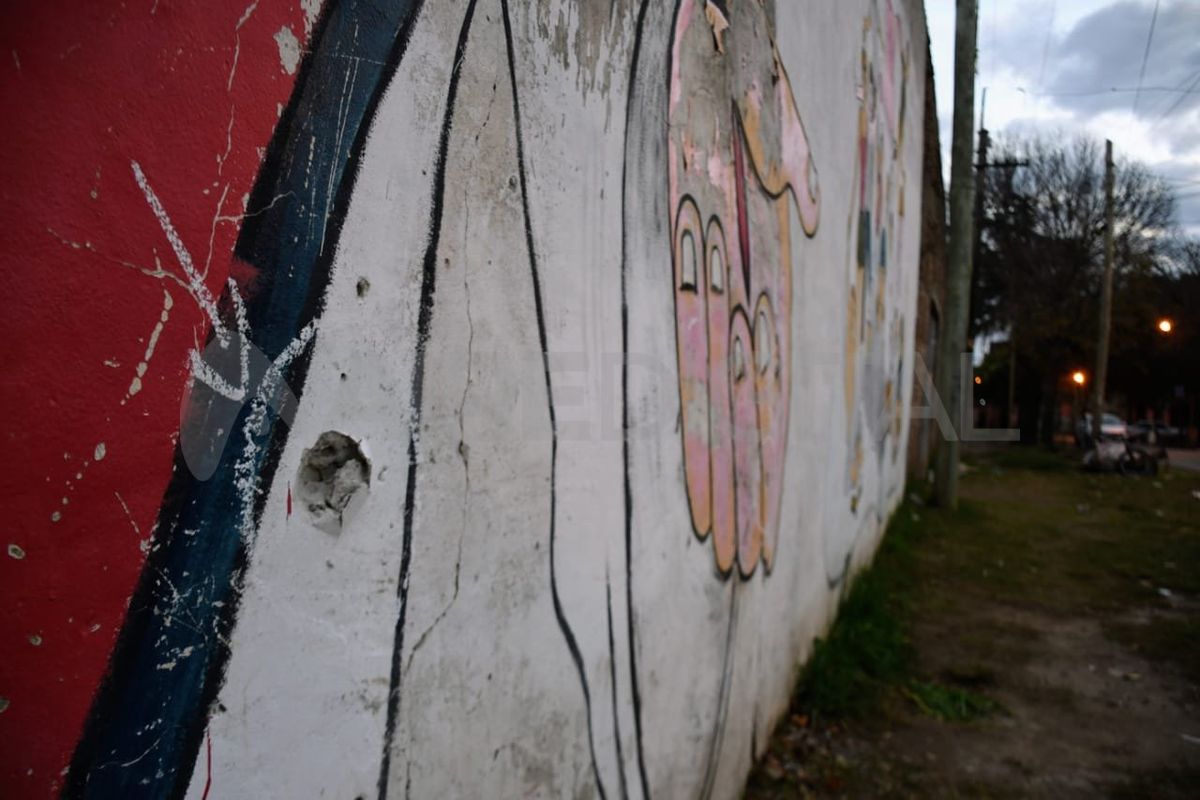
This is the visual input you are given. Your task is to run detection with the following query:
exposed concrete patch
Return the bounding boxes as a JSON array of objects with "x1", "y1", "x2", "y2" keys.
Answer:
[
  {"x1": 300, "y1": 0, "x2": 320, "y2": 35},
  {"x1": 533, "y1": 0, "x2": 633, "y2": 97},
  {"x1": 296, "y1": 431, "x2": 370, "y2": 535},
  {"x1": 274, "y1": 26, "x2": 300, "y2": 75}
]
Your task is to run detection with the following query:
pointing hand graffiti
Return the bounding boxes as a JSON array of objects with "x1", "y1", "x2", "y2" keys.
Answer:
[{"x1": 669, "y1": 0, "x2": 820, "y2": 578}]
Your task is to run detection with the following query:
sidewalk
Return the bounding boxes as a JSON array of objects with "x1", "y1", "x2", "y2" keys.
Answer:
[
  {"x1": 746, "y1": 447, "x2": 1200, "y2": 798},
  {"x1": 1168, "y1": 448, "x2": 1200, "y2": 473}
]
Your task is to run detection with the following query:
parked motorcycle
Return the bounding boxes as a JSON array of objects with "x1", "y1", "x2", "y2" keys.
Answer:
[{"x1": 1082, "y1": 435, "x2": 1159, "y2": 476}]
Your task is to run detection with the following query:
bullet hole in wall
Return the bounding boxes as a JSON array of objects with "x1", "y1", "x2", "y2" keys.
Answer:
[{"x1": 296, "y1": 431, "x2": 370, "y2": 535}]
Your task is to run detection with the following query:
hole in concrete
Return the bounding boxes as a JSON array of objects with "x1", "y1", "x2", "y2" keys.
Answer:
[
  {"x1": 356, "y1": 277, "x2": 370, "y2": 298},
  {"x1": 296, "y1": 431, "x2": 370, "y2": 535}
]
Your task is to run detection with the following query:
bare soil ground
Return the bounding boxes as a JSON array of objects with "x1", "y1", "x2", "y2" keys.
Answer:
[{"x1": 745, "y1": 446, "x2": 1200, "y2": 799}]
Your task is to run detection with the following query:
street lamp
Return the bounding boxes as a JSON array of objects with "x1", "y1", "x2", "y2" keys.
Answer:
[
  {"x1": 1070, "y1": 371, "x2": 1087, "y2": 446},
  {"x1": 1152, "y1": 319, "x2": 1175, "y2": 444}
]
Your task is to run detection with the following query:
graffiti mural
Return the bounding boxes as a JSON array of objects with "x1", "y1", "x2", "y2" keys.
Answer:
[
  {"x1": 668, "y1": 0, "x2": 819, "y2": 577},
  {"x1": 1, "y1": 0, "x2": 925, "y2": 797},
  {"x1": 843, "y1": 0, "x2": 911, "y2": 525}
]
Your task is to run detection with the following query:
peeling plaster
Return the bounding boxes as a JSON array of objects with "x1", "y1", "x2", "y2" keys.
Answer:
[{"x1": 273, "y1": 25, "x2": 300, "y2": 75}]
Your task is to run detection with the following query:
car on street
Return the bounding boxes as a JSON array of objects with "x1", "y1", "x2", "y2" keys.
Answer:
[
  {"x1": 1128, "y1": 420, "x2": 1181, "y2": 444},
  {"x1": 1076, "y1": 412, "x2": 1128, "y2": 444}
]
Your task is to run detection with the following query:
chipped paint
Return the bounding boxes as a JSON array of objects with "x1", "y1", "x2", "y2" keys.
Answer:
[
  {"x1": 124, "y1": 290, "x2": 173, "y2": 401},
  {"x1": 273, "y1": 25, "x2": 300, "y2": 75}
]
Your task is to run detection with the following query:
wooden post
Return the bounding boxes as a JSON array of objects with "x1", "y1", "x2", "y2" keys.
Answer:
[
  {"x1": 934, "y1": 0, "x2": 979, "y2": 509},
  {"x1": 1091, "y1": 140, "x2": 1115, "y2": 443}
]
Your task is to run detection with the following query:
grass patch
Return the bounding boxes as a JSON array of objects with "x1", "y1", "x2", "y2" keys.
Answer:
[
  {"x1": 793, "y1": 567, "x2": 912, "y2": 718},
  {"x1": 750, "y1": 446, "x2": 1200, "y2": 798},
  {"x1": 903, "y1": 680, "x2": 1003, "y2": 722},
  {"x1": 792, "y1": 502, "x2": 1003, "y2": 723},
  {"x1": 792, "y1": 509, "x2": 918, "y2": 719}
]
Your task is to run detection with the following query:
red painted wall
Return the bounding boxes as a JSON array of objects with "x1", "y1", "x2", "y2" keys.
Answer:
[{"x1": 0, "y1": 1, "x2": 310, "y2": 793}]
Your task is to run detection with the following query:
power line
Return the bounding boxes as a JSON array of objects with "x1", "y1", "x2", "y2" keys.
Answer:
[
  {"x1": 1155, "y1": 69, "x2": 1200, "y2": 124},
  {"x1": 1021, "y1": 86, "x2": 1200, "y2": 98},
  {"x1": 1131, "y1": 0, "x2": 1161, "y2": 114},
  {"x1": 1035, "y1": 0, "x2": 1057, "y2": 94},
  {"x1": 1143, "y1": 61, "x2": 1198, "y2": 118}
]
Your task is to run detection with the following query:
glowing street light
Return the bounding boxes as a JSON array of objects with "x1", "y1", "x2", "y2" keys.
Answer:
[
  {"x1": 974, "y1": 375, "x2": 982, "y2": 385},
  {"x1": 1071, "y1": 370, "x2": 1086, "y2": 386},
  {"x1": 1157, "y1": 318, "x2": 1173, "y2": 334}
]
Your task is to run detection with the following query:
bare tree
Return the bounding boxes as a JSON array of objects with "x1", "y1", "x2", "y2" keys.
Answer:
[{"x1": 971, "y1": 133, "x2": 1175, "y2": 444}]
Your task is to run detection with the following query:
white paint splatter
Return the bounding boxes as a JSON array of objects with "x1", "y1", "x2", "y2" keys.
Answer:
[
  {"x1": 274, "y1": 26, "x2": 300, "y2": 75},
  {"x1": 94, "y1": 442, "x2": 107, "y2": 461},
  {"x1": 236, "y1": 0, "x2": 259, "y2": 30},
  {"x1": 7, "y1": 544, "x2": 25, "y2": 560},
  {"x1": 228, "y1": 320, "x2": 317, "y2": 543},
  {"x1": 300, "y1": 0, "x2": 321, "y2": 35},
  {"x1": 228, "y1": 37, "x2": 242, "y2": 92},
  {"x1": 115, "y1": 491, "x2": 142, "y2": 538},
  {"x1": 124, "y1": 290, "x2": 174, "y2": 401}
]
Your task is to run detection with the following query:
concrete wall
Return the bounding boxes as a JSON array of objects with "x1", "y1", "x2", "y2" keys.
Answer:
[{"x1": 0, "y1": 1, "x2": 926, "y2": 797}]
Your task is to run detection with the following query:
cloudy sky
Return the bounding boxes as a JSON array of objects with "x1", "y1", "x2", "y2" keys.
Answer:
[{"x1": 926, "y1": 0, "x2": 1200, "y2": 236}]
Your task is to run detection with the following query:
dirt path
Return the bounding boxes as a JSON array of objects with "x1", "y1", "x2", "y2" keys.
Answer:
[{"x1": 745, "y1": 448, "x2": 1200, "y2": 798}]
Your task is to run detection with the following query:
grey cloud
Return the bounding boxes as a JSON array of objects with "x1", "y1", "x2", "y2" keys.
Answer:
[
  {"x1": 1148, "y1": 156, "x2": 1200, "y2": 184},
  {"x1": 986, "y1": 0, "x2": 1065, "y2": 80},
  {"x1": 1176, "y1": 194, "x2": 1200, "y2": 234},
  {"x1": 1046, "y1": 1, "x2": 1200, "y2": 121}
]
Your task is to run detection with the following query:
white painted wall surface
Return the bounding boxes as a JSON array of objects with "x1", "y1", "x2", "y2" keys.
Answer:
[{"x1": 187, "y1": 1, "x2": 927, "y2": 797}]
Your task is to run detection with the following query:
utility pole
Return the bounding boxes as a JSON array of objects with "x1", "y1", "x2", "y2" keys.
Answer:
[
  {"x1": 970, "y1": 95, "x2": 1027, "y2": 434},
  {"x1": 971, "y1": 97, "x2": 989, "y2": 285},
  {"x1": 934, "y1": 0, "x2": 978, "y2": 509},
  {"x1": 968, "y1": 115, "x2": 990, "y2": 346},
  {"x1": 1007, "y1": 340, "x2": 1017, "y2": 428},
  {"x1": 1091, "y1": 140, "x2": 1115, "y2": 443}
]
